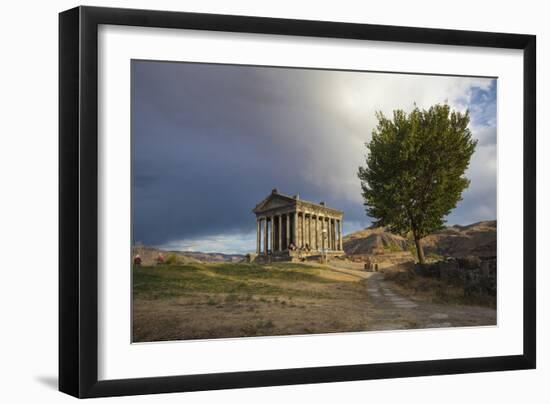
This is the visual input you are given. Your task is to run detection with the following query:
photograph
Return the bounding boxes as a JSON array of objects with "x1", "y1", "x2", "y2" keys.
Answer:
[{"x1": 131, "y1": 60, "x2": 498, "y2": 343}]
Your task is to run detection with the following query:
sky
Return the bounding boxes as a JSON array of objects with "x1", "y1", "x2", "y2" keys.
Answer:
[{"x1": 132, "y1": 60, "x2": 497, "y2": 254}]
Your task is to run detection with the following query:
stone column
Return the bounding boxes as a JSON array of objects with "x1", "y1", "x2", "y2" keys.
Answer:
[
  {"x1": 302, "y1": 212, "x2": 308, "y2": 247},
  {"x1": 338, "y1": 219, "x2": 343, "y2": 251},
  {"x1": 293, "y1": 211, "x2": 298, "y2": 247},
  {"x1": 302, "y1": 213, "x2": 307, "y2": 248},
  {"x1": 301, "y1": 212, "x2": 305, "y2": 247},
  {"x1": 273, "y1": 215, "x2": 277, "y2": 252},
  {"x1": 278, "y1": 215, "x2": 282, "y2": 252},
  {"x1": 330, "y1": 218, "x2": 333, "y2": 250},
  {"x1": 271, "y1": 216, "x2": 275, "y2": 254},
  {"x1": 286, "y1": 214, "x2": 290, "y2": 250},
  {"x1": 256, "y1": 218, "x2": 261, "y2": 254},
  {"x1": 317, "y1": 216, "x2": 323, "y2": 250},
  {"x1": 333, "y1": 220, "x2": 337, "y2": 250},
  {"x1": 301, "y1": 212, "x2": 306, "y2": 247},
  {"x1": 327, "y1": 218, "x2": 331, "y2": 251},
  {"x1": 336, "y1": 220, "x2": 339, "y2": 250},
  {"x1": 263, "y1": 217, "x2": 268, "y2": 256},
  {"x1": 312, "y1": 216, "x2": 315, "y2": 250},
  {"x1": 314, "y1": 216, "x2": 318, "y2": 251},
  {"x1": 320, "y1": 217, "x2": 323, "y2": 250},
  {"x1": 308, "y1": 214, "x2": 311, "y2": 248},
  {"x1": 330, "y1": 218, "x2": 333, "y2": 249},
  {"x1": 313, "y1": 216, "x2": 315, "y2": 248},
  {"x1": 335, "y1": 219, "x2": 338, "y2": 251},
  {"x1": 320, "y1": 216, "x2": 324, "y2": 250},
  {"x1": 310, "y1": 215, "x2": 314, "y2": 248},
  {"x1": 304, "y1": 213, "x2": 308, "y2": 248},
  {"x1": 317, "y1": 217, "x2": 323, "y2": 250}
]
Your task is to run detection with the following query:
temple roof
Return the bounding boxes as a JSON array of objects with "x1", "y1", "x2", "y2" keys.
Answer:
[{"x1": 253, "y1": 189, "x2": 343, "y2": 216}]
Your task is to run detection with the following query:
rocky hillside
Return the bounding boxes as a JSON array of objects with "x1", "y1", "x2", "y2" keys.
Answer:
[
  {"x1": 132, "y1": 245, "x2": 244, "y2": 265},
  {"x1": 343, "y1": 226, "x2": 409, "y2": 255},
  {"x1": 343, "y1": 220, "x2": 496, "y2": 258}
]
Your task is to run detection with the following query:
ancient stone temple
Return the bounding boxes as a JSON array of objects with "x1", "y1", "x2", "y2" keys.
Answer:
[{"x1": 252, "y1": 189, "x2": 344, "y2": 261}]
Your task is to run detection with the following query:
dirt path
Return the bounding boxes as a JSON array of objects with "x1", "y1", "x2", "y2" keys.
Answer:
[
  {"x1": 325, "y1": 261, "x2": 496, "y2": 330},
  {"x1": 305, "y1": 259, "x2": 371, "y2": 278}
]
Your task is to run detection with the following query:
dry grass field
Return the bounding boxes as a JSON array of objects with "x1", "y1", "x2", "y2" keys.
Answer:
[
  {"x1": 132, "y1": 262, "x2": 372, "y2": 342},
  {"x1": 132, "y1": 262, "x2": 496, "y2": 342}
]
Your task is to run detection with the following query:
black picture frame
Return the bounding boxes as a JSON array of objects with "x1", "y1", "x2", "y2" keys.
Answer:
[{"x1": 59, "y1": 5, "x2": 536, "y2": 398}]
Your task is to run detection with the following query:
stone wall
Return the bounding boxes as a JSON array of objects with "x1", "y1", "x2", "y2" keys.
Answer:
[{"x1": 414, "y1": 256, "x2": 497, "y2": 296}]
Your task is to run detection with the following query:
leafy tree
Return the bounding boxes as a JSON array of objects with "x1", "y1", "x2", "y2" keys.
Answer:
[{"x1": 357, "y1": 104, "x2": 477, "y2": 264}]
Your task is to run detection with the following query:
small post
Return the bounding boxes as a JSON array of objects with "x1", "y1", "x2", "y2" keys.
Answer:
[{"x1": 322, "y1": 228, "x2": 328, "y2": 264}]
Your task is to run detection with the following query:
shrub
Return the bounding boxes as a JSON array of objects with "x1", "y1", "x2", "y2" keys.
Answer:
[
  {"x1": 383, "y1": 242, "x2": 402, "y2": 253},
  {"x1": 165, "y1": 253, "x2": 179, "y2": 265}
]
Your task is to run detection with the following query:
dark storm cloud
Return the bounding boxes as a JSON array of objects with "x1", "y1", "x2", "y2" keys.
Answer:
[
  {"x1": 132, "y1": 60, "x2": 496, "y2": 251},
  {"x1": 132, "y1": 61, "x2": 341, "y2": 246}
]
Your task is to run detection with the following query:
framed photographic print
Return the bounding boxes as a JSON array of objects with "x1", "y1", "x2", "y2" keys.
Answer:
[{"x1": 59, "y1": 6, "x2": 536, "y2": 398}]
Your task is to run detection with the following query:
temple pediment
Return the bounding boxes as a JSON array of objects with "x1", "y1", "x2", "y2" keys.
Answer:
[
  {"x1": 253, "y1": 189, "x2": 344, "y2": 217},
  {"x1": 253, "y1": 189, "x2": 296, "y2": 214}
]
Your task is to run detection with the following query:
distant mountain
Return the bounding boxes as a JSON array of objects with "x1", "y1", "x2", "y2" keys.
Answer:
[
  {"x1": 343, "y1": 220, "x2": 496, "y2": 258},
  {"x1": 177, "y1": 251, "x2": 245, "y2": 263},
  {"x1": 132, "y1": 245, "x2": 245, "y2": 265}
]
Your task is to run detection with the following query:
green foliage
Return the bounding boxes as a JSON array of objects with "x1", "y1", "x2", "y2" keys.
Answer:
[
  {"x1": 165, "y1": 253, "x2": 179, "y2": 265},
  {"x1": 358, "y1": 104, "x2": 477, "y2": 262},
  {"x1": 383, "y1": 242, "x2": 402, "y2": 253}
]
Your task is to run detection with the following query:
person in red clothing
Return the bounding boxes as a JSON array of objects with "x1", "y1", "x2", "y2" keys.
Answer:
[
  {"x1": 133, "y1": 254, "x2": 142, "y2": 266},
  {"x1": 156, "y1": 252, "x2": 165, "y2": 265}
]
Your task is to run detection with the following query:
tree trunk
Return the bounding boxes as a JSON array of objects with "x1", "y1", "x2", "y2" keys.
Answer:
[{"x1": 414, "y1": 235, "x2": 426, "y2": 265}]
